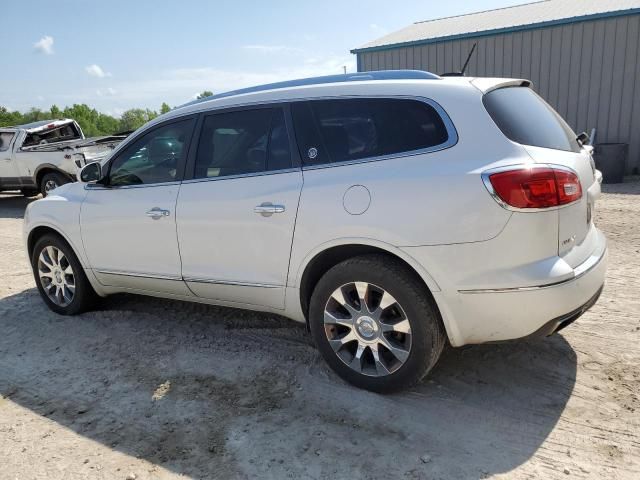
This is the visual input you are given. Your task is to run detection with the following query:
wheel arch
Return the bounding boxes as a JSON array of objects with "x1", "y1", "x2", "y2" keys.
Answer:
[
  {"x1": 34, "y1": 165, "x2": 75, "y2": 189},
  {"x1": 295, "y1": 239, "x2": 442, "y2": 322},
  {"x1": 27, "y1": 224, "x2": 85, "y2": 267}
]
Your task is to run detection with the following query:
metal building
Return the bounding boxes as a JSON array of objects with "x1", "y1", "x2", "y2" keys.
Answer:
[{"x1": 351, "y1": 0, "x2": 640, "y2": 173}]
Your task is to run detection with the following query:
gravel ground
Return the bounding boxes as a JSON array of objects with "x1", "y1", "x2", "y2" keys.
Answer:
[{"x1": 0, "y1": 182, "x2": 638, "y2": 480}]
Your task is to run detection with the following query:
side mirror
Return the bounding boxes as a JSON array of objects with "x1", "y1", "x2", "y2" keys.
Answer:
[{"x1": 79, "y1": 162, "x2": 102, "y2": 183}]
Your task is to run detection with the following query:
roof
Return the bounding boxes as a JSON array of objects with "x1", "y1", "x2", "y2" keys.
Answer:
[
  {"x1": 352, "y1": 0, "x2": 640, "y2": 53},
  {"x1": 15, "y1": 119, "x2": 74, "y2": 133},
  {"x1": 177, "y1": 70, "x2": 440, "y2": 109}
]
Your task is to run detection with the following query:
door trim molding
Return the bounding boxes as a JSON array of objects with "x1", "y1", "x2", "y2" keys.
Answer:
[
  {"x1": 96, "y1": 269, "x2": 283, "y2": 289},
  {"x1": 183, "y1": 276, "x2": 282, "y2": 289},
  {"x1": 95, "y1": 269, "x2": 183, "y2": 281}
]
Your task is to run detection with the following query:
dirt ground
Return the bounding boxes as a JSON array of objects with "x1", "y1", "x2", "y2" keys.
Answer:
[{"x1": 0, "y1": 181, "x2": 638, "y2": 480}]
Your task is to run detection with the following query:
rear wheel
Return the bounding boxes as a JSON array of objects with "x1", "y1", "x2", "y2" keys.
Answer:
[
  {"x1": 40, "y1": 172, "x2": 70, "y2": 197},
  {"x1": 31, "y1": 233, "x2": 98, "y2": 315},
  {"x1": 309, "y1": 254, "x2": 445, "y2": 393}
]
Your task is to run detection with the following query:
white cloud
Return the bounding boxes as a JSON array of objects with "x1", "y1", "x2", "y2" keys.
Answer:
[
  {"x1": 33, "y1": 36, "x2": 54, "y2": 55},
  {"x1": 96, "y1": 87, "x2": 117, "y2": 96},
  {"x1": 369, "y1": 23, "x2": 389, "y2": 36},
  {"x1": 85, "y1": 64, "x2": 111, "y2": 78},
  {"x1": 242, "y1": 44, "x2": 303, "y2": 54},
  {"x1": 49, "y1": 53, "x2": 357, "y2": 113}
]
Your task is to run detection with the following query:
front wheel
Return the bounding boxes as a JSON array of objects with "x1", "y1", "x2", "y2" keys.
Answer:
[
  {"x1": 309, "y1": 254, "x2": 446, "y2": 393},
  {"x1": 31, "y1": 233, "x2": 98, "y2": 315},
  {"x1": 40, "y1": 172, "x2": 70, "y2": 197}
]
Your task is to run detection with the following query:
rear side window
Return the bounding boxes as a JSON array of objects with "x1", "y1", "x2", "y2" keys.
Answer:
[
  {"x1": 483, "y1": 87, "x2": 581, "y2": 153},
  {"x1": 0, "y1": 132, "x2": 14, "y2": 152},
  {"x1": 194, "y1": 108, "x2": 291, "y2": 179},
  {"x1": 292, "y1": 98, "x2": 450, "y2": 165}
]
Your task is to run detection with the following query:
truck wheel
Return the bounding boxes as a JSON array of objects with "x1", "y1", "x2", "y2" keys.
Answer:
[
  {"x1": 31, "y1": 233, "x2": 98, "y2": 315},
  {"x1": 309, "y1": 254, "x2": 446, "y2": 393},
  {"x1": 40, "y1": 172, "x2": 69, "y2": 197}
]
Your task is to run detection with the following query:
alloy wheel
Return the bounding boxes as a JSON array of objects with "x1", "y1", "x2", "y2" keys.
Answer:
[
  {"x1": 37, "y1": 246, "x2": 75, "y2": 307},
  {"x1": 44, "y1": 179, "x2": 59, "y2": 194},
  {"x1": 323, "y1": 281, "x2": 412, "y2": 377}
]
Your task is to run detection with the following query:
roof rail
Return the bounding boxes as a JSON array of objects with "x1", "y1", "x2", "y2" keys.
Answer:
[{"x1": 178, "y1": 70, "x2": 440, "y2": 109}]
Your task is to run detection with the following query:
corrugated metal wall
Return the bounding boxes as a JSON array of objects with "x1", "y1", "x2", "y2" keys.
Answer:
[{"x1": 357, "y1": 14, "x2": 640, "y2": 173}]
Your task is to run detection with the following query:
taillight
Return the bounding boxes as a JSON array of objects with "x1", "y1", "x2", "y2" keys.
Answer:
[{"x1": 486, "y1": 166, "x2": 582, "y2": 209}]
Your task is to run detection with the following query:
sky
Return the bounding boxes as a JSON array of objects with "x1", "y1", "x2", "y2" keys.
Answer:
[{"x1": 1, "y1": 0, "x2": 530, "y2": 117}]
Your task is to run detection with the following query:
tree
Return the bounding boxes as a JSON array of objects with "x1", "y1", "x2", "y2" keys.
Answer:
[
  {"x1": 50, "y1": 105, "x2": 62, "y2": 119},
  {"x1": 160, "y1": 102, "x2": 171, "y2": 114},
  {"x1": 196, "y1": 91, "x2": 213, "y2": 100},
  {"x1": 118, "y1": 108, "x2": 158, "y2": 132}
]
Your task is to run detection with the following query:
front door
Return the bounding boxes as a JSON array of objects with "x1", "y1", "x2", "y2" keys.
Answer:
[
  {"x1": 0, "y1": 131, "x2": 20, "y2": 189},
  {"x1": 80, "y1": 116, "x2": 196, "y2": 294},
  {"x1": 177, "y1": 106, "x2": 302, "y2": 309}
]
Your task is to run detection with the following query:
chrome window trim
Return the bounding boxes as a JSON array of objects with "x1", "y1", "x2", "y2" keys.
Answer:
[
  {"x1": 85, "y1": 180, "x2": 181, "y2": 191},
  {"x1": 458, "y1": 240, "x2": 606, "y2": 294},
  {"x1": 183, "y1": 277, "x2": 282, "y2": 289},
  {"x1": 181, "y1": 167, "x2": 300, "y2": 185},
  {"x1": 481, "y1": 163, "x2": 582, "y2": 213}
]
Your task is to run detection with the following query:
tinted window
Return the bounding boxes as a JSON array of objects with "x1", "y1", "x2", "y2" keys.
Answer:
[
  {"x1": 292, "y1": 98, "x2": 449, "y2": 165},
  {"x1": 194, "y1": 108, "x2": 291, "y2": 179},
  {"x1": 109, "y1": 118, "x2": 194, "y2": 186},
  {"x1": 0, "y1": 132, "x2": 14, "y2": 152},
  {"x1": 483, "y1": 87, "x2": 581, "y2": 153}
]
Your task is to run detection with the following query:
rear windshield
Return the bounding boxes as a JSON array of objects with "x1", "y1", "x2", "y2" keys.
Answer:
[
  {"x1": 483, "y1": 87, "x2": 581, "y2": 153},
  {"x1": 22, "y1": 122, "x2": 82, "y2": 147},
  {"x1": 0, "y1": 132, "x2": 14, "y2": 152}
]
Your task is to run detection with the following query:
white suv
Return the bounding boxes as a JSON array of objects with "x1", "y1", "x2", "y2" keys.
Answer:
[{"x1": 24, "y1": 71, "x2": 607, "y2": 392}]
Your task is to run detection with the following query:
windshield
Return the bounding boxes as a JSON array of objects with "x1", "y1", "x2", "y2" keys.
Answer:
[
  {"x1": 483, "y1": 87, "x2": 581, "y2": 153},
  {"x1": 0, "y1": 132, "x2": 15, "y2": 152}
]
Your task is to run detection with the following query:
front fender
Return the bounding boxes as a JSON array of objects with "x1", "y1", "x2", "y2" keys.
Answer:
[{"x1": 24, "y1": 185, "x2": 88, "y2": 267}]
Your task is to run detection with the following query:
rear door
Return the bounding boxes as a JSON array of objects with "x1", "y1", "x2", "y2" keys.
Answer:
[
  {"x1": 176, "y1": 105, "x2": 302, "y2": 309},
  {"x1": 483, "y1": 86, "x2": 598, "y2": 267}
]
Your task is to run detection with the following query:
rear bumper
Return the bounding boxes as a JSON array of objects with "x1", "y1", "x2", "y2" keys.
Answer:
[
  {"x1": 426, "y1": 230, "x2": 608, "y2": 346},
  {"x1": 523, "y1": 284, "x2": 603, "y2": 339}
]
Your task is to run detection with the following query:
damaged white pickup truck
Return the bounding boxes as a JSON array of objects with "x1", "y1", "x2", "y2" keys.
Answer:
[{"x1": 0, "y1": 119, "x2": 126, "y2": 196}]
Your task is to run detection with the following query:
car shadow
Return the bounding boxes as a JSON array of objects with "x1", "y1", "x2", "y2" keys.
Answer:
[
  {"x1": 0, "y1": 192, "x2": 38, "y2": 219},
  {"x1": 0, "y1": 288, "x2": 577, "y2": 479}
]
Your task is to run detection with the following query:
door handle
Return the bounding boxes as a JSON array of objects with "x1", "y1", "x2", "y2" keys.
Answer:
[
  {"x1": 254, "y1": 202, "x2": 285, "y2": 217},
  {"x1": 1, "y1": 158, "x2": 11, "y2": 162},
  {"x1": 146, "y1": 207, "x2": 170, "y2": 219}
]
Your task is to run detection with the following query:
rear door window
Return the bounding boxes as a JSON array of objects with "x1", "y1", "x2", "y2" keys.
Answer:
[
  {"x1": 291, "y1": 98, "x2": 450, "y2": 165},
  {"x1": 194, "y1": 107, "x2": 292, "y2": 179},
  {"x1": 483, "y1": 87, "x2": 581, "y2": 153},
  {"x1": 0, "y1": 132, "x2": 14, "y2": 152}
]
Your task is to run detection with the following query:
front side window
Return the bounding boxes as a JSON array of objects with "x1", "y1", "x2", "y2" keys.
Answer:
[
  {"x1": 194, "y1": 108, "x2": 291, "y2": 179},
  {"x1": 0, "y1": 132, "x2": 14, "y2": 152},
  {"x1": 109, "y1": 118, "x2": 194, "y2": 186},
  {"x1": 292, "y1": 98, "x2": 450, "y2": 165}
]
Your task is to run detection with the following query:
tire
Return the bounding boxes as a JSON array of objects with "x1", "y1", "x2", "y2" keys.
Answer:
[
  {"x1": 40, "y1": 172, "x2": 69, "y2": 197},
  {"x1": 309, "y1": 254, "x2": 446, "y2": 393},
  {"x1": 31, "y1": 233, "x2": 98, "y2": 315}
]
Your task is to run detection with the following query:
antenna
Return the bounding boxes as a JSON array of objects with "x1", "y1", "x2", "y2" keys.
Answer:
[
  {"x1": 440, "y1": 43, "x2": 477, "y2": 77},
  {"x1": 460, "y1": 43, "x2": 477, "y2": 76}
]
